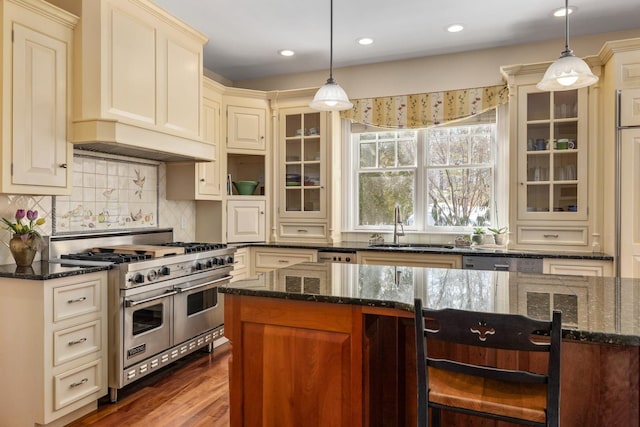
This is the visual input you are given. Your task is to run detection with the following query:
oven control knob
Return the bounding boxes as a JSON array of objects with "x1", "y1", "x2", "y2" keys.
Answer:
[
  {"x1": 206, "y1": 259, "x2": 214, "y2": 268},
  {"x1": 214, "y1": 257, "x2": 224, "y2": 265},
  {"x1": 160, "y1": 266, "x2": 171, "y2": 276},
  {"x1": 131, "y1": 273, "x2": 144, "y2": 284},
  {"x1": 195, "y1": 262, "x2": 205, "y2": 271},
  {"x1": 225, "y1": 256, "x2": 234, "y2": 265},
  {"x1": 147, "y1": 270, "x2": 158, "y2": 281}
]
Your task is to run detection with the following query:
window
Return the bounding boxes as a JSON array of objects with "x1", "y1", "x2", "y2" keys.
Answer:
[{"x1": 347, "y1": 110, "x2": 499, "y2": 233}]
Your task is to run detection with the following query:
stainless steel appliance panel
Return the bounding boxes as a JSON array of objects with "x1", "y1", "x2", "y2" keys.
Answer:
[{"x1": 173, "y1": 272, "x2": 231, "y2": 344}]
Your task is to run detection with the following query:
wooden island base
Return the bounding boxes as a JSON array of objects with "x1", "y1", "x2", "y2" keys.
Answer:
[{"x1": 224, "y1": 294, "x2": 639, "y2": 427}]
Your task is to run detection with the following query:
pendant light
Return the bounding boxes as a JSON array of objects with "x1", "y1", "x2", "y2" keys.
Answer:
[
  {"x1": 536, "y1": 0, "x2": 598, "y2": 91},
  {"x1": 309, "y1": 0, "x2": 353, "y2": 111}
]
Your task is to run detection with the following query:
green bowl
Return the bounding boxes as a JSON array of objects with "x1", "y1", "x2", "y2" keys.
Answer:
[{"x1": 233, "y1": 181, "x2": 259, "y2": 195}]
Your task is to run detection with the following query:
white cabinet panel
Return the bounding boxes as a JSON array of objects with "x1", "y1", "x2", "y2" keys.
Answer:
[
  {"x1": 227, "y1": 105, "x2": 266, "y2": 151},
  {"x1": 620, "y1": 88, "x2": 640, "y2": 127},
  {"x1": 227, "y1": 199, "x2": 266, "y2": 242}
]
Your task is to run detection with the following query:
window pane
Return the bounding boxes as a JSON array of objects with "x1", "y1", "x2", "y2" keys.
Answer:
[
  {"x1": 427, "y1": 167, "x2": 491, "y2": 226},
  {"x1": 359, "y1": 171, "x2": 414, "y2": 226},
  {"x1": 470, "y1": 127, "x2": 493, "y2": 164},
  {"x1": 398, "y1": 139, "x2": 417, "y2": 166},
  {"x1": 378, "y1": 142, "x2": 396, "y2": 168},
  {"x1": 359, "y1": 142, "x2": 376, "y2": 168},
  {"x1": 449, "y1": 135, "x2": 469, "y2": 165},
  {"x1": 428, "y1": 137, "x2": 448, "y2": 165}
]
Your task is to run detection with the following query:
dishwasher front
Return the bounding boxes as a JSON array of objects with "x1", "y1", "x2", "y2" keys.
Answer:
[{"x1": 462, "y1": 255, "x2": 543, "y2": 273}]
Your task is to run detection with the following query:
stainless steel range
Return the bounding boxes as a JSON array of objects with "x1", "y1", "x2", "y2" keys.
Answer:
[{"x1": 48, "y1": 229, "x2": 235, "y2": 402}]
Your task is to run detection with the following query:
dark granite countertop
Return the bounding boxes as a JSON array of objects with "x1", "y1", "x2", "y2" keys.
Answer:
[
  {"x1": 230, "y1": 241, "x2": 613, "y2": 261},
  {"x1": 0, "y1": 261, "x2": 111, "y2": 280},
  {"x1": 221, "y1": 262, "x2": 638, "y2": 346}
]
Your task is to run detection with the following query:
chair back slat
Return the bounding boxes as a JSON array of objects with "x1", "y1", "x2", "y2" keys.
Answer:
[
  {"x1": 427, "y1": 358, "x2": 549, "y2": 384},
  {"x1": 422, "y1": 308, "x2": 552, "y2": 352}
]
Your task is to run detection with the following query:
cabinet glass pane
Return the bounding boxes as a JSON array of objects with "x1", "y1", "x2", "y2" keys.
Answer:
[
  {"x1": 304, "y1": 189, "x2": 320, "y2": 211},
  {"x1": 553, "y1": 90, "x2": 578, "y2": 119},
  {"x1": 286, "y1": 189, "x2": 301, "y2": 211},
  {"x1": 526, "y1": 185, "x2": 549, "y2": 212},
  {"x1": 286, "y1": 140, "x2": 301, "y2": 161},
  {"x1": 286, "y1": 115, "x2": 302, "y2": 137},
  {"x1": 554, "y1": 122, "x2": 579, "y2": 149},
  {"x1": 527, "y1": 92, "x2": 550, "y2": 121},
  {"x1": 304, "y1": 112, "x2": 321, "y2": 136},
  {"x1": 303, "y1": 163, "x2": 320, "y2": 186},
  {"x1": 526, "y1": 154, "x2": 549, "y2": 181},
  {"x1": 304, "y1": 139, "x2": 321, "y2": 161},
  {"x1": 527, "y1": 123, "x2": 550, "y2": 151},
  {"x1": 286, "y1": 164, "x2": 301, "y2": 186},
  {"x1": 552, "y1": 184, "x2": 577, "y2": 212},
  {"x1": 553, "y1": 152, "x2": 577, "y2": 181}
]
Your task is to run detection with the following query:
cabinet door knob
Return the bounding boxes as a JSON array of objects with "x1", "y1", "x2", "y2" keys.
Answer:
[
  {"x1": 59, "y1": 163, "x2": 67, "y2": 169},
  {"x1": 260, "y1": 211, "x2": 264, "y2": 215},
  {"x1": 200, "y1": 179, "x2": 205, "y2": 182}
]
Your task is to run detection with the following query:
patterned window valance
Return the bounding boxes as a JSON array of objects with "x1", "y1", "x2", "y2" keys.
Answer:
[{"x1": 340, "y1": 84, "x2": 509, "y2": 129}]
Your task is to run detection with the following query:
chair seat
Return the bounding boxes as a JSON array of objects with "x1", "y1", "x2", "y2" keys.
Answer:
[{"x1": 428, "y1": 367, "x2": 548, "y2": 423}]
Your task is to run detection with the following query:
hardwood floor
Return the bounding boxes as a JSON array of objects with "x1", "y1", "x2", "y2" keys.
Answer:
[{"x1": 66, "y1": 343, "x2": 230, "y2": 427}]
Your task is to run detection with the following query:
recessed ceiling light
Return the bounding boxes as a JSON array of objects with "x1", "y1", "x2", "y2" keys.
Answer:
[
  {"x1": 553, "y1": 6, "x2": 576, "y2": 17},
  {"x1": 357, "y1": 37, "x2": 374, "y2": 46},
  {"x1": 446, "y1": 24, "x2": 464, "y2": 33},
  {"x1": 278, "y1": 49, "x2": 295, "y2": 57}
]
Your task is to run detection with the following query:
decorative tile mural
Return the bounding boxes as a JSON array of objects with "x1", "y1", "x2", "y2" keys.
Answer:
[{"x1": 54, "y1": 155, "x2": 159, "y2": 233}]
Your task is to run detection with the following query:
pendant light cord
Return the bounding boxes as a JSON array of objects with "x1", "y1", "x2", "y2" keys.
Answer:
[
  {"x1": 561, "y1": 0, "x2": 573, "y2": 57},
  {"x1": 328, "y1": 0, "x2": 335, "y2": 83}
]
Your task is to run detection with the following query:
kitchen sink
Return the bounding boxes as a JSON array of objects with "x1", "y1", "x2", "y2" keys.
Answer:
[{"x1": 368, "y1": 243, "x2": 455, "y2": 250}]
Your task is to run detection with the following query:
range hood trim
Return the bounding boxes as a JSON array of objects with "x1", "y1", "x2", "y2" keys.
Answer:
[{"x1": 70, "y1": 119, "x2": 215, "y2": 163}]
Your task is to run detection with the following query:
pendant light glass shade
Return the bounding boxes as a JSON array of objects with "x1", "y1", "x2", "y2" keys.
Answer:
[
  {"x1": 310, "y1": 0, "x2": 352, "y2": 111},
  {"x1": 309, "y1": 77, "x2": 353, "y2": 111},
  {"x1": 537, "y1": 0, "x2": 598, "y2": 91}
]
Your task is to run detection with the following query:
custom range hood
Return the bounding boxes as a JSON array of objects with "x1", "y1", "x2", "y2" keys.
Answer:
[{"x1": 53, "y1": 0, "x2": 214, "y2": 162}]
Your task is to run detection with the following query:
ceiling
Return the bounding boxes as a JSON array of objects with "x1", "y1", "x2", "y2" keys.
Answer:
[{"x1": 152, "y1": 0, "x2": 640, "y2": 82}]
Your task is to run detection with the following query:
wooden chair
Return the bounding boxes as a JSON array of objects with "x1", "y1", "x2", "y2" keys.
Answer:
[{"x1": 414, "y1": 299, "x2": 561, "y2": 427}]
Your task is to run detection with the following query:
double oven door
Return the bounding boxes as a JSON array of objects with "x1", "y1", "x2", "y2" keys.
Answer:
[{"x1": 122, "y1": 268, "x2": 231, "y2": 368}]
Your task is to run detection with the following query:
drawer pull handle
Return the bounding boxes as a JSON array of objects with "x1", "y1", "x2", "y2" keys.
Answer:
[
  {"x1": 278, "y1": 260, "x2": 289, "y2": 263},
  {"x1": 543, "y1": 234, "x2": 559, "y2": 238},
  {"x1": 67, "y1": 297, "x2": 87, "y2": 304},
  {"x1": 68, "y1": 337, "x2": 87, "y2": 346},
  {"x1": 297, "y1": 229, "x2": 308, "y2": 232},
  {"x1": 70, "y1": 378, "x2": 88, "y2": 388}
]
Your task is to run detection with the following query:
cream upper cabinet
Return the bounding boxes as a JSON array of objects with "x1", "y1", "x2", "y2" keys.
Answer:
[
  {"x1": 227, "y1": 105, "x2": 267, "y2": 152},
  {"x1": 48, "y1": 0, "x2": 214, "y2": 162},
  {"x1": 166, "y1": 78, "x2": 223, "y2": 200},
  {"x1": 0, "y1": 0, "x2": 76, "y2": 195},
  {"x1": 227, "y1": 199, "x2": 266, "y2": 243},
  {"x1": 271, "y1": 90, "x2": 342, "y2": 244},
  {"x1": 501, "y1": 62, "x2": 598, "y2": 251}
]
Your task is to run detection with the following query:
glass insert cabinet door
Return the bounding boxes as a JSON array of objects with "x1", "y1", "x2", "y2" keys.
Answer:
[
  {"x1": 518, "y1": 86, "x2": 587, "y2": 218},
  {"x1": 281, "y1": 109, "x2": 326, "y2": 216}
]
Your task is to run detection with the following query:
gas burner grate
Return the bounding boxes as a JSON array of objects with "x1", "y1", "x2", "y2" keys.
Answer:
[
  {"x1": 61, "y1": 252, "x2": 152, "y2": 264},
  {"x1": 161, "y1": 242, "x2": 227, "y2": 253}
]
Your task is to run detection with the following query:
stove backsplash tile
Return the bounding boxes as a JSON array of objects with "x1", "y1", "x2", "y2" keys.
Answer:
[{"x1": 0, "y1": 152, "x2": 196, "y2": 265}]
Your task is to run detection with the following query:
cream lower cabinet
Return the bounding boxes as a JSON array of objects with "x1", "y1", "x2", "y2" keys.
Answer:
[
  {"x1": 227, "y1": 199, "x2": 266, "y2": 243},
  {"x1": 231, "y1": 247, "x2": 249, "y2": 282},
  {"x1": 252, "y1": 247, "x2": 317, "y2": 274},
  {"x1": 356, "y1": 251, "x2": 462, "y2": 268},
  {"x1": 543, "y1": 259, "x2": 613, "y2": 277},
  {"x1": 0, "y1": 271, "x2": 108, "y2": 427},
  {"x1": 1, "y1": 0, "x2": 76, "y2": 195}
]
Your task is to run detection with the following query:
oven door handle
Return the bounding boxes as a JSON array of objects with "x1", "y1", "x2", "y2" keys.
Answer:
[
  {"x1": 175, "y1": 275, "x2": 232, "y2": 293},
  {"x1": 125, "y1": 290, "x2": 178, "y2": 307}
]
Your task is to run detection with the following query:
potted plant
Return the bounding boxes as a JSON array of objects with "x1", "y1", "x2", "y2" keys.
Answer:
[
  {"x1": 471, "y1": 227, "x2": 486, "y2": 245},
  {"x1": 488, "y1": 227, "x2": 508, "y2": 246}
]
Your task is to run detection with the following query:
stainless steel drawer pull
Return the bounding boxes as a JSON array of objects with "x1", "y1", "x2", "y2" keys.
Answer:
[
  {"x1": 278, "y1": 259, "x2": 289, "y2": 263},
  {"x1": 494, "y1": 264, "x2": 510, "y2": 270},
  {"x1": 68, "y1": 337, "x2": 87, "y2": 346},
  {"x1": 70, "y1": 378, "x2": 88, "y2": 388},
  {"x1": 297, "y1": 229, "x2": 308, "y2": 232},
  {"x1": 67, "y1": 296, "x2": 87, "y2": 304},
  {"x1": 543, "y1": 234, "x2": 559, "y2": 238}
]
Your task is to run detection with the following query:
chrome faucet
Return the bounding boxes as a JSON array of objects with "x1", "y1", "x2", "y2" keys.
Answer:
[{"x1": 393, "y1": 205, "x2": 404, "y2": 245}]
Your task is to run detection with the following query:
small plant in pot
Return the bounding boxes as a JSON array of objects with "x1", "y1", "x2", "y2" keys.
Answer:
[
  {"x1": 488, "y1": 227, "x2": 508, "y2": 246},
  {"x1": 471, "y1": 227, "x2": 486, "y2": 245}
]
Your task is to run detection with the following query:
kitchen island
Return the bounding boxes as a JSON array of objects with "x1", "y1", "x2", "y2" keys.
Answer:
[{"x1": 220, "y1": 263, "x2": 639, "y2": 427}]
